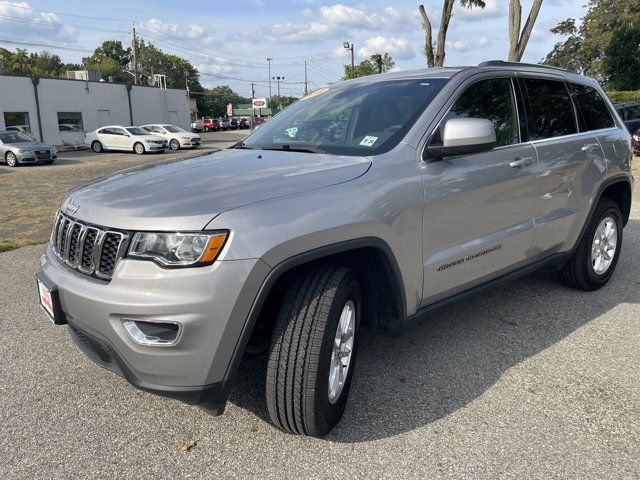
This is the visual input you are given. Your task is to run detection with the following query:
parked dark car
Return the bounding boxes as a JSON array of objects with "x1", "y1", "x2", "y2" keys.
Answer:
[
  {"x1": 229, "y1": 117, "x2": 239, "y2": 129},
  {"x1": 614, "y1": 103, "x2": 640, "y2": 153},
  {"x1": 238, "y1": 118, "x2": 249, "y2": 129}
]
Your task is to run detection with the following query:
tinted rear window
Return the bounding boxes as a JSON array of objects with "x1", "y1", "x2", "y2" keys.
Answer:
[
  {"x1": 522, "y1": 78, "x2": 577, "y2": 140},
  {"x1": 568, "y1": 84, "x2": 616, "y2": 131}
]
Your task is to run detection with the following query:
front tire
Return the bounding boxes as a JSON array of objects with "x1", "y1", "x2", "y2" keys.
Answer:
[
  {"x1": 5, "y1": 151, "x2": 18, "y2": 167},
  {"x1": 559, "y1": 198, "x2": 623, "y2": 291},
  {"x1": 134, "y1": 142, "x2": 145, "y2": 155},
  {"x1": 91, "y1": 141, "x2": 103, "y2": 153},
  {"x1": 266, "y1": 265, "x2": 361, "y2": 437},
  {"x1": 170, "y1": 139, "x2": 180, "y2": 150}
]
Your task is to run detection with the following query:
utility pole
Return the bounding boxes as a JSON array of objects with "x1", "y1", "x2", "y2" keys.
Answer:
[
  {"x1": 132, "y1": 24, "x2": 139, "y2": 85},
  {"x1": 303, "y1": 59, "x2": 308, "y2": 96},
  {"x1": 266, "y1": 57, "x2": 273, "y2": 99},
  {"x1": 250, "y1": 81, "x2": 255, "y2": 132}
]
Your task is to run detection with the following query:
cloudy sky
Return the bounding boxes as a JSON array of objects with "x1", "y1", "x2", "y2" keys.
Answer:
[{"x1": 0, "y1": 0, "x2": 586, "y2": 97}]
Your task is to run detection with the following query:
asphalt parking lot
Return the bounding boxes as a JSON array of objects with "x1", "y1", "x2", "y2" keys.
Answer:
[
  {"x1": 0, "y1": 130, "x2": 246, "y2": 251},
  {"x1": 1, "y1": 205, "x2": 639, "y2": 477}
]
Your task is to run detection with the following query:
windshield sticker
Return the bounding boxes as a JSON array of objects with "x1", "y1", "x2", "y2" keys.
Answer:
[
  {"x1": 302, "y1": 87, "x2": 329, "y2": 100},
  {"x1": 359, "y1": 136, "x2": 378, "y2": 147}
]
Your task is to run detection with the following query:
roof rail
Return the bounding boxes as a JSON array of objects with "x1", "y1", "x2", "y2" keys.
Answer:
[{"x1": 479, "y1": 60, "x2": 576, "y2": 74}]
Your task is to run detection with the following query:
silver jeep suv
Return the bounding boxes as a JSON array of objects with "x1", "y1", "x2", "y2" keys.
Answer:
[{"x1": 37, "y1": 61, "x2": 633, "y2": 437}]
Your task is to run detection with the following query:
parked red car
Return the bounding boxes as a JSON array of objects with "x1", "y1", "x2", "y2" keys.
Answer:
[{"x1": 202, "y1": 118, "x2": 220, "y2": 132}]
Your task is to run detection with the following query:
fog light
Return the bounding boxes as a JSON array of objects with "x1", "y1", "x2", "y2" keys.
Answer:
[{"x1": 122, "y1": 319, "x2": 181, "y2": 346}]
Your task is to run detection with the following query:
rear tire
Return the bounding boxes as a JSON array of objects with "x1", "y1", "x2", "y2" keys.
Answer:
[
  {"x1": 91, "y1": 141, "x2": 103, "y2": 153},
  {"x1": 170, "y1": 139, "x2": 180, "y2": 150},
  {"x1": 134, "y1": 142, "x2": 145, "y2": 155},
  {"x1": 266, "y1": 264, "x2": 361, "y2": 437},
  {"x1": 559, "y1": 198, "x2": 623, "y2": 291}
]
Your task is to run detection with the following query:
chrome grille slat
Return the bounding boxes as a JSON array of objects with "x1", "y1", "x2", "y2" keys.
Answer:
[{"x1": 50, "y1": 211, "x2": 129, "y2": 281}]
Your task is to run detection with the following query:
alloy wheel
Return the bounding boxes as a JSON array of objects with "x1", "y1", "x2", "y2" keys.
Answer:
[
  {"x1": 328, "y1": 300, "x2": 356, "y2": 404},
  {"x1": 591, "y1": 216, "x2": 617, "y2": 275}
]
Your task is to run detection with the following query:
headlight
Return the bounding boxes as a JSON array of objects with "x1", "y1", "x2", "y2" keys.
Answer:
[
  {"x1": 18, "y1": 149, "x2": 31, "y2": 154},
  {"x1": 144, "y1": 139, "x2": 152, "y2": 143},
  {"x1": 128, "y1": 231, "x2": 228, "y2": 267},
  {"x1": 51, "y1": 147, "x2": 57, "y2": 155}
]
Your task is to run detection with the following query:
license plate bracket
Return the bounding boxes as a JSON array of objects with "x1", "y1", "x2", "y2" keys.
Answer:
[{"x1": 36, "y1": 272, "x2": 66, "y2": 325}]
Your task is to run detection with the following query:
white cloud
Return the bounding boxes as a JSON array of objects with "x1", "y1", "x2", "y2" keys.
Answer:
[
  {"x1": 357, "y1": 36, "x2": 414, "y2": 60},
  {"x1": 447, "y1": 40, "x2": 469, "y2": 52},
  {"x1": 264, "y1": 4, "x2": 419, "y2": 44},
  {"x1": 0, "y1": 1, "x2": 78, "y2": 43},
  {"x1": 142, "y1": 18, "x2": 207, "y2": 40}
]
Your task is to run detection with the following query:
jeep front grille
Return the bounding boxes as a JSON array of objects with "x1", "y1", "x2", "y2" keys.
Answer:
[{"x1": 51, "y1": 211, "x2": 129, "y2": 280}]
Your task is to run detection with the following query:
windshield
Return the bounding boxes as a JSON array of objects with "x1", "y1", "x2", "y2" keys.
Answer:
[
  {"x1": 163, "y1": 125, "x2": 185, "y2": 133},
  {"x1": 243, "y1": 78, "x2": 448, "y2": 156},
  {"x1": 126, "y1": 127, "x2": 150, "y2": 136},
  {"x1": 0, "y1": 132, "x2": 33, "y2": 143}
]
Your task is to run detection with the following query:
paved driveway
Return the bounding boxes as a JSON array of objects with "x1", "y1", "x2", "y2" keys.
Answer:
[{"x1": 1, "y1": 205, "x2": 639, "y2": 478}]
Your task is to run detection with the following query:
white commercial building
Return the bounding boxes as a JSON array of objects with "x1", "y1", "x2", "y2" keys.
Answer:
[{"x1": 0, "y1": 75, "x2": 190, "y2": 147}]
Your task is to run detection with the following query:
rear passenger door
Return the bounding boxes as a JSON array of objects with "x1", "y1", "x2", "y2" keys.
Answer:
[{"x1": 519, "y1": 77, "x2": 606, "y2": 254}]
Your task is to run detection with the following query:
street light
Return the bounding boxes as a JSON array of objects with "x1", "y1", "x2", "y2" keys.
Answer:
[
  {"x1": 272, "y1": 75, "x2": 284, "y2": 108},
  {"x1": 343, "y1": 41, "x2": 354, "y2": 79}
]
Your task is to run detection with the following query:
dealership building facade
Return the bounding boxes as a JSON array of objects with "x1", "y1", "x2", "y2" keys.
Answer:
[{"x1": 0, "y1": 74, "x2": 190, "y2": 147}]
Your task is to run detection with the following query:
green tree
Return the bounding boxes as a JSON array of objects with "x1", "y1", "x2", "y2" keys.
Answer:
[
  {"x1": 603, "y1": 26, "x2": 640, "y2": 90},
  {"x1": 28, "y1": 51, "x2": 64, "y2": 77},
  {"x1": 342, "y1": 53, "x2": 395, "y2": 80},
  {"x1": 196, "y1": 85, "x2": 250, "y2": 118},
  {"x1": 543, "y1": 0, "x2": 640, "y2": 79},
  {"x1": 88, "y1": 40, "x2": 131, "y2": 82}
]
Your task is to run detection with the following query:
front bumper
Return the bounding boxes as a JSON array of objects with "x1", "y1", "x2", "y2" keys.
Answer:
[
  {"x1": 146, "y1": 143, "x2": 166, "y2": 151},
  {"x1": 17, "y1": 150, "x2": 57, "y2": 164},
  {"x1": 39, "y1": 244, "x2": 269, "y2": 409}
]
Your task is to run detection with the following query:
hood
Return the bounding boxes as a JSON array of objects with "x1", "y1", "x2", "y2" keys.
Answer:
[
  {"x1": 64, "y1": 149, "x2": 371, "y2": 231},
  {"x1": 9, "y1": 142, "x2": 50, "y2": 150}
]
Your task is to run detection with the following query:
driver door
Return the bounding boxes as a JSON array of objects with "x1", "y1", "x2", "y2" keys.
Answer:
[{"x1": 420, "y1": 77, "x2": 539, "y2": 305}]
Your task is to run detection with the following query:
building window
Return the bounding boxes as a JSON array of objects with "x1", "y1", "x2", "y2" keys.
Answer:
[
  {"x1": 57, "y1": 112, "x2": 84, "y2": 132},
  {"x1": 4, "y1": 112, "x2": 31, "y2": 132}
]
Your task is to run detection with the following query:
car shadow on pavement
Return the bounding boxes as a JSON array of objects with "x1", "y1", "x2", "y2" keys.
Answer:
[{"x1": 228, "y1": 219, "x2": 640, "y2": 442}]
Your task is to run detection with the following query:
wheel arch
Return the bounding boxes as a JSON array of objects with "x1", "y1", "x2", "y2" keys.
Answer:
[
  {"x1": 599, "y1": 177, "x2": 632, "y2": 227},
  {"x1": 221, "y1": 237, "x2": 406, "y2": 385}
]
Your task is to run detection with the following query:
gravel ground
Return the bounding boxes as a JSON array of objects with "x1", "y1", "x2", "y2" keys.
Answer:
[{"x1": 1, "y1": 205, "x2": 639, "y2": 478}]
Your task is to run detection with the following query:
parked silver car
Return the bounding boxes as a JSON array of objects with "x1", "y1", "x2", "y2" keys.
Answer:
[
  {"x1": 0, "y1": 131, "x2": 57, "y2": 166},
  {"x1": 37, "y1": 61, "x2": 633, "y2": 437}
]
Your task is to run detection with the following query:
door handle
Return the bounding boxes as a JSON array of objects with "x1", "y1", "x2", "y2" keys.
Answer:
[
  {"x1": 581, "y1": 143, "x2": 599, "y2": 152},
  {"x1": 509, "y1": 157, "x2": 534, "y2": 168}
]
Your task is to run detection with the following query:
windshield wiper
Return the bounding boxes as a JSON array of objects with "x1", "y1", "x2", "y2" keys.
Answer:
[{"x1": 262, "y1": 144, "x2": 327, "y2": 154}]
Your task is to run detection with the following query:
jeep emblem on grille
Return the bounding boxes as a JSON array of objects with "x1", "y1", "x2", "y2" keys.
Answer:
[{"x1": 65, "y1": 199, "x2": 80, "y2": 215}]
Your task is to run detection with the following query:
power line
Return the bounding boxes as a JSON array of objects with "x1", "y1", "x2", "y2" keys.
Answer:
[
  {"x1": 0, "y1": 39, "x2": 92, "y2": 53},
  {"x1": 0, "y1": 13, "x2": 130, "y2": 34},
  {"x1": 0, "y1": 1, "x2": 131, "y2": 23}
]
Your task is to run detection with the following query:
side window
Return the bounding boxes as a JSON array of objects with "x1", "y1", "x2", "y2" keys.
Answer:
[
  {"x1": 114, "y1": 128, "x2": 127, "y2": 136},
  {"x1": 522, "y1": 78, "x2": 577, "y2": 140},
  {"x1": 625, "y1": 106, "x2": 640, "y2": 120},
  {"x1": 99, "y1": 128, "x2": 112, "y2": 135},
  {"x1": 432, "y1": 78, "x2": 519, "y2": 148},
  {"x1": 568, "y1": 84, "x2": 616, "y2": 131}
]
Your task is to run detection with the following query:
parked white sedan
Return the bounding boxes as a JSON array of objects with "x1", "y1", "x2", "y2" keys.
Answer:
[
  {"x1": 140, "y1": 124, "x2": 201, "y2": 150},
  {"x1": 85, "y1": 126, "x2": 167, "y2": 154}
]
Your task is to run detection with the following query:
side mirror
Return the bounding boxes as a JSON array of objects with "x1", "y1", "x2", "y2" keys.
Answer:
[{"x1": 427, "y1": 118, "x2": 497, "y2": 159}]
